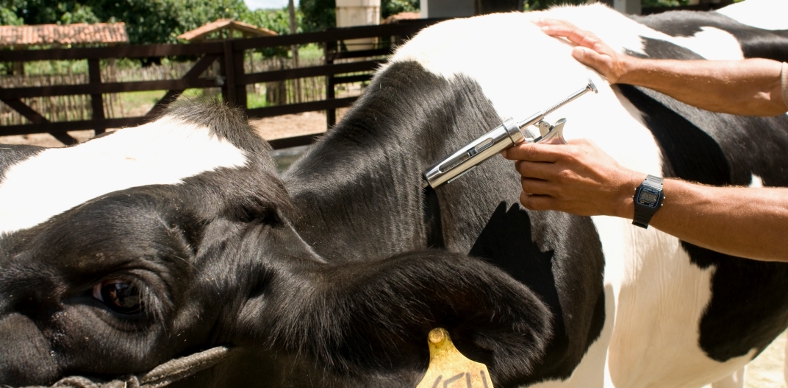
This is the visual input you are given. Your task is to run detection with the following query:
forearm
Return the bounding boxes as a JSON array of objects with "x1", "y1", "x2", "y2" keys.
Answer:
[
  {"x1": 618, "y1": 179, "x2": 788, "y2": 262},
  {"x1": 619, "y1": 57, "x2": 786, "y2": 116}
]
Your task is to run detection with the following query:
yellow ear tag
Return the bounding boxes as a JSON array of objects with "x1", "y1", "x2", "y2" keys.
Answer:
[{"x1": 415, "y1": 328, "x2": 495, "y2": 388}]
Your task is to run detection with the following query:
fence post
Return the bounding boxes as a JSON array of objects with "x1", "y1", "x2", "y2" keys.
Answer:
[
  {"x1": 88, "y1": 58, "x2": 106, "y2": 135},
  {"x1": 324, "y1": 41, "x2": 337, "y2": 128},
  {"x1": 221, "y1": 40, "x2": 238, "y2": 107},
  {"x1": 232, "y1": 45, "x2": 247, "y2": 110}
]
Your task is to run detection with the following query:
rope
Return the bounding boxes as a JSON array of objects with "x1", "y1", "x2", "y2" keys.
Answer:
[{"x1": 23, "y1": 346, "x2": 235, "y2": 388}]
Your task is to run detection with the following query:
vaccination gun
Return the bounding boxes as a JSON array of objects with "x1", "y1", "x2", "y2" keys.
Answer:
[{"x1": 422, "y1": 80, "x2": 598, "y2": 189}]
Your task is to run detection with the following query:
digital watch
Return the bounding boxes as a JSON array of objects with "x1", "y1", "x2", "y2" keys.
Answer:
[{"x1": 633, "y1": 174, "x2": 664, "y2": 229}]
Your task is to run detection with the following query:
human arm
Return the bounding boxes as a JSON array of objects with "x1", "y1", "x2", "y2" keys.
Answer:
[
  {"x1": 502, "y1": 140, "x2": 788, "y2": 262},
  {"x1": 534, "y1": 19, "x2": 788, "y2": 117}
]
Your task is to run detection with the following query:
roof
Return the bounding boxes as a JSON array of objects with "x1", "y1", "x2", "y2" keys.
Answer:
[
  {"x1": 382, "y1": 12, "x2": 422, "y2": 24},
  {"x1": 0, "y1": 23, "x2": 129, "y2": 48},
  {"x1": 177, "y1": 19, "x2": 278, "y2": 42}
]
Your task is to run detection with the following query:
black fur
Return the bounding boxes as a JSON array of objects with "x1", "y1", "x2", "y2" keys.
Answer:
[
  {"x1": 284, "y1": 62, "x2": 607, "y2": 386},
  {"x1": 0, "y1": 101, "x2": 555, "y2": 388}
]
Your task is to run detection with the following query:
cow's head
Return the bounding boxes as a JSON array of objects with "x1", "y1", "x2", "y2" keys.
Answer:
[{"x1": 0, "y1": 101, "x2": 551, "y2": 387}]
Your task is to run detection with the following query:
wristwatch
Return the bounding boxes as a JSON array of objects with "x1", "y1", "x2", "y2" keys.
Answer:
[{"x1": 633, "y1": 174, "x2": 664, "y2": 229}]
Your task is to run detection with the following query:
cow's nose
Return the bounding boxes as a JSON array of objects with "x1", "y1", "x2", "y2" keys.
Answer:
[{"x1": 0, "y1": 313, "x2": 60, "y2": 386}]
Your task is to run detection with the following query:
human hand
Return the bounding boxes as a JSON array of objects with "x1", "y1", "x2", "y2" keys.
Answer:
[
  {"x1": 533, "y1": 18, "x2": 627, "y2": 83},
  {"x1": 502, "y1": 139, "x2": 643, "y2": 218}
]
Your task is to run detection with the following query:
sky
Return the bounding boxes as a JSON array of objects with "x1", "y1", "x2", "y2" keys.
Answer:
[{"x1": 244, "y1": 0, "x2": 293, "y2": 10}]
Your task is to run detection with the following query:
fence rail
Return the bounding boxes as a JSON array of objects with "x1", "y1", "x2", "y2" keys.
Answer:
[{"x1": 0, "y1": 19, "x2": 442, "y2": 148}]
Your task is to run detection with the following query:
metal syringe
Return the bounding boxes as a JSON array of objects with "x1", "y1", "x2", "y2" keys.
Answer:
[{"x1": 422, "y1": 80, "x2": 597, "y2": 189}]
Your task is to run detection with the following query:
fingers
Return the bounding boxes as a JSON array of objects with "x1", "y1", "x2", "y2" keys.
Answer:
[
  {"x1": 502, "y1": 142, "x2": 563, "y2": 162},
  {"x1": 519, "y1": 191, "x2": 558, "y2": 212},
  {"x1": 532, "y1": 18, "x2": 601, "y2": 50}
]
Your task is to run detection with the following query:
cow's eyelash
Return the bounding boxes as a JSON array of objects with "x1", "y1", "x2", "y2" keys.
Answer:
[{"x1": 90, "y1": 276, "x2": 168, "y2": 324}]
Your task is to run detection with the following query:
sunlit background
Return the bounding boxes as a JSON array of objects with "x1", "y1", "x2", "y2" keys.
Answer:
[{"x1": 244, "y1": 0, "x2": 292, "y2": 10}]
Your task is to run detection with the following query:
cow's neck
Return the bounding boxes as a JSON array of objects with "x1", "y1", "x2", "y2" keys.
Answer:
[{"x1": 284, "y1": 62, "x2": 504, "y2": 262}]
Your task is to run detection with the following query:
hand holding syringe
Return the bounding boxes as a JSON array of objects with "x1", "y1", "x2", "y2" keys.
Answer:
[{"x1": 423, "y1": 80, "x2": 597, "y2": 189}]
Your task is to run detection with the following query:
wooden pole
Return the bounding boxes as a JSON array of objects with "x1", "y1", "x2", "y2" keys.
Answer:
[{"x1": 288, "y1": 0, "x2": 302, "y2": 104}]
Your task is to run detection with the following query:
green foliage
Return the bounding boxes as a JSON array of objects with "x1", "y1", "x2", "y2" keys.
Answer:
[
  {"x1": 301, "y1": 0, "x2": 420, "y2": 32},
  {"x1": 0, "y1": 0, "x2": 24, "y2": 25},
  {"x1": 642, "y1": 0, "x2": 689, "y2": 7},
  {"x1": 242, "y1": 7, "x2": 301, "y2": 36},
  {"x1": 241, "y1": 8, "x2": 302, "y2": 57},
  {"x1": 523, "y1": 0, "x2": 586, "y2": 11},
  {"x1": 6, "y1": 0, "x2": 101, "y2": 25},
  {"x1": 3, "y1": 0, "x2": 257, "y2": 44},
  {"x1": 382, "y1": 0, "x2": 419, "y2": 19},
  {"x1": 300, "y1": 0, "x2": 335, "y2": 32}
]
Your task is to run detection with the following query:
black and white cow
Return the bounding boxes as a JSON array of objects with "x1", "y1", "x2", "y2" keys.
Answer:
[{"x1": 1, "y1": 1, "x2": 788, "y2": 387}]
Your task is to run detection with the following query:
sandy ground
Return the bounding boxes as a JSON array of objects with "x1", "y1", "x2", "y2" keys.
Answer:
[
  {"x1": 1, "y1": 111, "x2": 786, "y2": 387},
  {"x1": 0, "y1": 111, "x2": 333, "y2": 147}
]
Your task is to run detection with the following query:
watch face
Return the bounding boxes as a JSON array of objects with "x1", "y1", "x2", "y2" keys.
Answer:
[{"x1": 637, "y1": 187, "x2": 660, "y2": 208}]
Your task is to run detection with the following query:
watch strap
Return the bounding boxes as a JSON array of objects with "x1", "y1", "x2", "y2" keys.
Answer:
[{"x1": 632, "y1": 175, "x2": 664, "y2": 229}]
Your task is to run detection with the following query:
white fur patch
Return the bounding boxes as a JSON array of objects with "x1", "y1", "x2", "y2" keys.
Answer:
[
  {"x1": 0, "y1": 116, "x2": 248, "y2": 235},
  {"x1": 750, "y1": 174, "x2": 764, "y2": 188},
  {"x1": 672, "y1": 27, "x2": 744, "y2": 60},
  {"x1": 717, "y1": 0, "x2": 788, "y2": 31}
]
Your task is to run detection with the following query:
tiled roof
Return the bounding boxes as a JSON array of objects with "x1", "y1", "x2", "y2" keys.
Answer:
[
  {"x1": 177, "y1": 19, "x2": 278, "y2": 42},
  {"x1": 0, "y1": 23, "x2": 129, "y2": 48},
  {"x1": 382, "y1": 12, "x2": 421, "y2": 24}
]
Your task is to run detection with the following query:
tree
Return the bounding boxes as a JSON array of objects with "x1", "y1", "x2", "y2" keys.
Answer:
[
  {"x1": 2, "y1": 0, "x2": 252, "y2": 44},
  {"x1": 300, "y1": 0, "x2": 335, "y2": 32},
  {"x1": 301, "y1": 0, "x2": 420, "y2": 32},
  {"x1": 382, "y1": 0, "x2": 419, "y2": 19}
]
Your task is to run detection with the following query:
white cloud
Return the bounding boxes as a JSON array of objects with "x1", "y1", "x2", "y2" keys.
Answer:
[{"x1": 244, "y1": 0, "x2": 295, "y2": 10}]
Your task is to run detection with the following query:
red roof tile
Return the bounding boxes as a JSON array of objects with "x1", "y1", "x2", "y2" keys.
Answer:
[
  {"x1": 0, "y1": 23, "x2": 129, "y2": 48},
  {"x1": 177, "y1": 19, "x2": 277, "y2": 42}
]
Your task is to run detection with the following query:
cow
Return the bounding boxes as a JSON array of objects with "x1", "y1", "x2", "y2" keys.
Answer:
[{"x1": 1, "y1": 2, "x2": 788, "y2": 388}]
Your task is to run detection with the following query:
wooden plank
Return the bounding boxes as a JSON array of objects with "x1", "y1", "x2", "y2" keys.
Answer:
[
  {"x1": 145, "y1": 90, "x2": 182, "y2": 119},
  {"x1": 326, "y1": 48, "x2": 391, "y2": 61},
  {"x1": 145, "y1": 54, "x2": 220, "y2": 118},
  {"x1": 88, "y1": 58, "x2": 106, "y2": 135},
  {"x1": 233, "y1": 47, "x2": 247, "y2": 108},
  {"x1": 0, "y1": 41, "x2": 223, "y2": 62},
  {"x1": 247, "y1": 96, "x2": 358, "y2": 119},
  {"x1": 48, "y1": 132, "x2": 80, "y2": 145},
  {"x1": 1, "y1": 98, "x2": 48, "y2": 123},
  {"x1": 0, "y1": 78, "x2": 218, "y2": 99},
  {"x1": 0, "y1": 21, "x2": 447, "y2": 139},
  {"x1": 0, "y1": 20, "x2": 443, "y2": 62},
  {"x1": 222, "y1": 40, "x2": 237, "y2": 106},
  {"x1": 241, "y1": 60, "x2": 382, "y2": 85},
  {"x1": 333, "y1": 74, "x2": 373, "y2": 85},
  {"x1": 233, "y1": 20, "x2": 444, "y2": 50},
  {"x1": 268, "y1": 133, "x2": 323, "y2": 150},
  {"x1": 0, "y1": 117, "x2": 149, "y2": 136}
]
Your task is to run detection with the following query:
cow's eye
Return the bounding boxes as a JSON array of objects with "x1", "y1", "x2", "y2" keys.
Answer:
[{"x1": 92, "y1": 280, "x2": 144, "y2": 314}]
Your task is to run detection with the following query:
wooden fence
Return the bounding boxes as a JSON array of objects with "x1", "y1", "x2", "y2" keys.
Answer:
[{"x1": 0, "y1": 20, "x2": 441, "y2": 149}]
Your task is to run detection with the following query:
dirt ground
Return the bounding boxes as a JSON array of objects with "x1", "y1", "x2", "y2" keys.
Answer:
[
  {"x1": 1, "y1": 111, "x2": 785, "y2": 387},
  {"x1": 0, "y1": 110, "x2": 333, "y2": 147}
]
